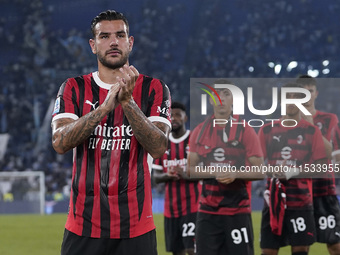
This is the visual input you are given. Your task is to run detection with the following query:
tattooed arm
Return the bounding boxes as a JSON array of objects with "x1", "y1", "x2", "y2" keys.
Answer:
[
  {"x1": 117, "y1": 65, "x2": 170, "y2": 159},
  {"x1": 121, "y1": 99, "x2": 170, "y2": 158},
  {"x1": 51, "y1": 84, "x2": 120, "y2": 154}
]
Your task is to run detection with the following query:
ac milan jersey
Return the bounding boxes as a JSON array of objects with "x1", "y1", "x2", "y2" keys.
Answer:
[
  {"x1": 332, "y1": 123, "x2": 340, "y2": 158},
  {"x1": 190, "y1": 119, "x2": 263, "y2": 215},
  {"x1": 52, "y1": 72, "x2": 171, "y2": 239},
  {"x1": 312, "y1": 110, "x2": 338, "y2": 197},
  {"x1": 258, "y1": 119, "x2": 327, "y2": 210},
  {"x1": 152, "y1": 130, "x2": 201, "y2": 218},
  {"x1": 313, "y1": 110, "x2": 338, "y2": 140}
]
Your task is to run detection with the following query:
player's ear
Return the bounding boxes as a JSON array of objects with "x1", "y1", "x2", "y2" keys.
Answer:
[
  {"x1": 184, "y1": 114, "x2": 188, "y2": 123},
  {"x1": 89, "y1": 39, "x2": 96, "y2": 54},
  {"x1": 128, "y1": 36, "x2": 134, "y2": 51}
]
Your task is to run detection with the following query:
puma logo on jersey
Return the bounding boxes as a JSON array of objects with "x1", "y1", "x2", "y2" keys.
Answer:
[
  {"x1": 273, "y1": 135, "x2": 281, "y2": 142},
  {"x1": 85, "y1": 100, "x2": 98, "y2": 110}
]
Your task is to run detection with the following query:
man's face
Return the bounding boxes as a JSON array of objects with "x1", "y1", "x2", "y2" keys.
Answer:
[
  {"x1": 171, "y1": 108, "x2": 187, "y2": 132},
  {"x1": 285, "y1": 92, "x2": 303, "y2": 116},
  {"x1": 210, "y1": 88, "x2": 233, "y2": 115},
  {"x1": 89, "y1": 20, "x2": 134, "y2": 69},
  {"x1": 302, "y1": 84, "x2": 318, "y2": 107}
]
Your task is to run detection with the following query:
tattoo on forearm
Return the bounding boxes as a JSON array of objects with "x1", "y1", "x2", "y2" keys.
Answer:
[
  {"x1": 52, "y1": 99, "x2": 168, "y2": 156},
  {"x1": 52, "y1": 108, "x2": 107, "y2": 153},
  {"x1": 122, "y1": 100, "x2": 168, "y2": 157}
]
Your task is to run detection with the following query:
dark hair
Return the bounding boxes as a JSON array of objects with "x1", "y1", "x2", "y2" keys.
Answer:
[
  {"x1": 214, "y1": 79, "x2": 234, "y2": 86},
  {"x1": 91, "y1": 10, "x2": 129, "y2": 37},
  {"x1": 281, "y1": 82, "x2": 305, "y2": 98},
  {"x1": 171, "y1": 101, "x2": 186, "y2": 112},
  {"x1": 282, "y1": 82, "x2": 304, "y2": 88},
  {"x1": 295, "y1": 74, "x2": 317, "y2": 88}
]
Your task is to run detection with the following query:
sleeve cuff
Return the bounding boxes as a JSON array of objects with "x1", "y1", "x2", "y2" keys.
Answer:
[
  {"x1": 52, "y1": 113, "x2": 79, "y2": 122},
  {"x1": 148, "y1": 116, "x2": 171, "y2": 128}
]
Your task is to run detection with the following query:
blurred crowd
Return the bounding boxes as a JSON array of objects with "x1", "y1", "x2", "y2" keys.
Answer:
[{"x1": 1, "y1": 0, "x2": 340, "y2": 200}]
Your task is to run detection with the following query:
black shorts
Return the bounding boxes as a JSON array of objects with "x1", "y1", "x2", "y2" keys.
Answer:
[
  {"x1": 60, "y1": 229, "x2": 157, "y2": 255},
  {"x1": 313, "y1": 195, "x2": 340, "y2": 244},
  {"x1": 260, "y1": 206, "x2": 316, "y2": 249},
  {"x1": 164, "y1": 212, "x2": 197, "y2": 252},
  {"x1": 196, "y1": 212, "x2": 254, "y2": 255}
]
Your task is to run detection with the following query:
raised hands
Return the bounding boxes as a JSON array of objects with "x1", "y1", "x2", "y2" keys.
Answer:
[
  {"x1": 100, "y1": 64, "x2": 139, "y2": 114},
  {"x1": 101, "y1": 82, "x2": 121, "y2": 113},
  {"x1": 116, "y1": 64, "x2": 139, "y2": 104}
]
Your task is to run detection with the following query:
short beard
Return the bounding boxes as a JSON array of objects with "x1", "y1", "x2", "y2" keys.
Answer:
[
  {"x1": 171, "y1": 125, "x2": 182, "y2": 133},
  {"x1": 97, "y1": 50, "x2": 130, "y2": 69}
]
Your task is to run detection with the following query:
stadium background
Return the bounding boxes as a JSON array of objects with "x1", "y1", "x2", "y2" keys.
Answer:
[{"x1": 1, "y1": 0, "x2": 340, "y2": 254}]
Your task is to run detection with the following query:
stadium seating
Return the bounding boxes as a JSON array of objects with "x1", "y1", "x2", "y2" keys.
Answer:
[{"x1": 1, "y1": 0, "x2": 340, "y2": 202}]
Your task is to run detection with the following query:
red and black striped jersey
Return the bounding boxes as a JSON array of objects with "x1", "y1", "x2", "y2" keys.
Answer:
[
  {"x1": 153, "y1": 130, "x2": 201, "y2": 218},
  {"x1": 190, "y1": 118, "x2": 263, "y2": 215},
  {"x1": 332, "y1": 123, "x2": 340, "y2": 158},
  {"x1": 258, "y1": 119, "x2": 327, "y2": 210},
  {"x1": 313, "y1": 110, "x2": 338, "y2": 140},
  {"x1": 52, "y1": 72, "x2": 171, "y2": 239},
  {"x1": 312, "y1": 110, "x2": 338, "y2": 197}
]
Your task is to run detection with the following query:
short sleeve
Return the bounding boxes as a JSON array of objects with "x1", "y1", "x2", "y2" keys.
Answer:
[
  {"x1": 332, "y1": 124, "x2": 340, "y2": 157},
  {"x1": 52, "y1": 79, "x2": 79, "y2": 122},
  {"x1": 326, "y1": 114, "x2": 339, "y2": 140},
  {"x1": 147, "y1": 79, "x2": 171, "y2": 128},
  {"x1": 311, "y1": 127, "x2": 327, "y2": 162}
]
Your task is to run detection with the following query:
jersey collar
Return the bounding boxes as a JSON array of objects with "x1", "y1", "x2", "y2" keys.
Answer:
[{"x1": 92, "y1": 71, "x2": 118, "y2": 90}]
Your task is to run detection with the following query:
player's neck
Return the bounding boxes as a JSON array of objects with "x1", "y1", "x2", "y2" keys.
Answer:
[
  {"x1": 172, "y1": 127, "x2": 186, "y2": 139},
  {"x1": 97, "y1": 62, "x2": 129, "y2": 84},
  {"x1": 282, "y1": 113, "x2": 301, "y2": 124},
  {"x1": 214, "y1": 110, "x2": 231, "y2": 120}
]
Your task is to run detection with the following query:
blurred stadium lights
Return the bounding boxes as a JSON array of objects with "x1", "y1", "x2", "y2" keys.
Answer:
[
  {"x1": 286, "y1": 61, "x2": 298, "y2": 72},
  {"x1": 248, "y1": 66, "x2": 254, "y2": 72},
  {"x1": 268, "y1": 62, "x2": 275, "y2": 68},
  {"x1": 266, "y1": 60, "x2": 332, "y2": 77},
  {"x1": 307, "y1": 69, "x2": 320, "y2": 77},
  {"x1": 274, "y1": 64, "x2": 282, "y2": 75},
  {"x1": 322, "y1": 68, "x2": 330, "y2": 74}
]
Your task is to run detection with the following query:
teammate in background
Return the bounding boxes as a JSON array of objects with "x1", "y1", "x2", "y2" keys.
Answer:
[
  {"x1": 153, "y1": 102, "x2": 201, "y2": 255},
  {"x1": 188, "y1": 80, "x2": 264, "y2": 255},
  {"x1": 296, "y1": 75, "x2": 340, "y2": 255},
  {"x1": 332, "y1": 123, "x2": 340, "y2": 172},
  {"x1": 51, "y1": 10, "x2": 171, "y2": 255},
  {"x1": 258, "y1": 83, "x2": 328, "y2": 255}
]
